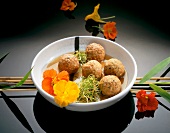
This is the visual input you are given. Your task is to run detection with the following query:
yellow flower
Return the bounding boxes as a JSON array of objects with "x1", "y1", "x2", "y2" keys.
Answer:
[
  {"x1": 85, "y1": 4, "x2": 104, "y2": 23},
  {"x1": 85, "y1": 4, "x2": 115, "y2": 23},
  {"x1": 53, "y1": 80, "x2": 80, "y2": 107}
]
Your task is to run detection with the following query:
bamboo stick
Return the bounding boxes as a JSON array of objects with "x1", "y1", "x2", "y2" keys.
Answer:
[
  {"x1": 136, "y1": 77, "x2": 170, "y2": 80},
  {"x1": 0, "y1": 88, "x2": 37, "y2": 91},
  {"x1": 0, "y1": 77, "x2": 170, "y2": 82},
  {"x1": 0, "y1": 77, "x2": 170, "y2": 92},
  {"x1": 1, "y1": 88, "x2": 170, "y2": 93},
  {"x1": 0, "y1": 77, "x2": 32, "y2": 80},
  {"x1": 1, "y1": 77, "x2": 170, "y2": 80},
  {"x1": 0, "y1": 80, "x2": 33, "y2": 84},
  {"x1": 130, "y1": 89, "x2": 170, "y2": 93},
  {"x1": 135, "y1": 81, "x2": 170, "y2": 84}
]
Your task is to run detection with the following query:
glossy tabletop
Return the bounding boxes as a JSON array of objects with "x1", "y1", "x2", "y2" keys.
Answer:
[{"x1": 0, "y1": 0, "x2": 170, "y2": 133}]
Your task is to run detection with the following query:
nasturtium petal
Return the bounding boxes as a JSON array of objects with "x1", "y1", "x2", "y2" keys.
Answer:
[
  {"x1": 60, "y1": 0, "x2": 77, "y2": 11},
  {"x1": 43, "y1": 69, "x2": 57, "y2": 79},
  {"x1": 42, "y1": 77, "x2": 54, "y2": 95}
]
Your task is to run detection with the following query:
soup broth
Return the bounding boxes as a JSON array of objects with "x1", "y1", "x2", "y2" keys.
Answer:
[{"x1": 45, "y1": 52, "x2": 128, "y2": 102}]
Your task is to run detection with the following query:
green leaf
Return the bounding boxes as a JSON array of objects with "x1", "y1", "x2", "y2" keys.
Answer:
[
  {"x1": 0, "y1": 84, "x2": 11, "y2": 88},
  {"x1": 0, "y1": 53, "x2": 10, "y2": 64},
  {"x1": 139, "y1": 57, "x2": 170, "y2": 84},
  {"x1": 2, "y1": 67, "x2": 33, "y2": 90},
  {"x1": 150, "y1": 84, "x2": 170, "y2": 103}
]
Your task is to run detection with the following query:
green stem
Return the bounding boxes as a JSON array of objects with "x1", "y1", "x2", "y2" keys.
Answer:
[
  {"x1": 101, "y1": 16, "x2": 115, "y2": 20},
  {"x1": 92, "y1": 26, "x2": 103, "y2": 32}
]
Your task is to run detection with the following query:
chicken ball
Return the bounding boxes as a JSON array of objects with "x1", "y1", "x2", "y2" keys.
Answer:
[
  {"x1": 82, "y1": 60, "x2": 102, "y2": 79},
  {"x1": 85, "y1": 43, "x2": 105, "y2": 62},
  {"x1": 58, "y1": 54, "x2": 79, "y2": 74},
  {"x1": 99, "y1": 75, "x2": 121, "y2": 97},
  {"x1": 104, "y1": 58, "x2": 125, "y2": 78}
]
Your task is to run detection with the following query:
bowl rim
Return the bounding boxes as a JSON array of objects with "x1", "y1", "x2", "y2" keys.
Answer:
[{"x1": 31, "y1": 35, "x2": 137, "y2": 106}]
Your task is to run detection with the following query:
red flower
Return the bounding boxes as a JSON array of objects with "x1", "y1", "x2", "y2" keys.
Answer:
[
  {"x1": 103, "y1": 22, "x2": 117, "y2": 40},
  {"x1": 42, "y1": 69, "x2": 57, "y2": 96},
  {"x1": 60, "y1": 0, "x2": 77, "y2": 11},
  {"x1": 136, "y1": 90, "x2": 158, "y2": 112}
]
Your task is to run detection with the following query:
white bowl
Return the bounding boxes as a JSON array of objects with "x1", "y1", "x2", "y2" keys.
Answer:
[{"x1": 31, "y1": 36, "x2": 137, "y2": 112}]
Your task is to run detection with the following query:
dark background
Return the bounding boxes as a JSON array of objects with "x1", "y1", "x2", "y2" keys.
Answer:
[{"x1": 1, "y1": 0, "x2": 170, "y2": 37}]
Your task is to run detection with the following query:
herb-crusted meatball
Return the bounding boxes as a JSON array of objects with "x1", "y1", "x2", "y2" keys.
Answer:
[
  {"x1": 104, "y1": 58, "x2": 125, "y2": 78},
  {"x1": 99, "y1": 75, "x2": 121, "y2": 97},
  {"x1": 58, "y1": 54, "x2": 80, "y2": 74},
  {"x1": 85, "y1": 43, "x2": 105, "y2": 62},
  {"x1": 82, "y1": 60, "x2": 102, "y2": 79}
]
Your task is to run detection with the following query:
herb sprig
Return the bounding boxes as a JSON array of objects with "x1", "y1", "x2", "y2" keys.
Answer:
[
  {"x1": 74, "y1": 50, "x2": 87, "y2": 65},
  {"x1": 77, "y1": 74, "x2": 101, "y2": 103}
]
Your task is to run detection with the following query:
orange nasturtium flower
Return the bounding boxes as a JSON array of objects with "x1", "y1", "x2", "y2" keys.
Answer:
[
  {"x1": 43, "y1": 69, "x2": 57, "y2": 79},
  {"x1": 60, "y1": 0, "x2": 77, "y2": 11},
  {"x1": 53, "y1": 80, "x2": 80, "y2": 107},
  {"x1": 42, "y1": 69, "x2": 79, "y2": 107},
  {"x1": 42, "y1": 77, "x2": 54, "y2": 95},
  {"x1": 102, "y1": 22, "x2": 117, "y2": 40},
  {"x1": 42, "y1": 69, "x2": 57, "y2": 95},
  {"x1": 53, "y1": 70, "x2": 69, "y2": 84},
  {"x1": 42, "y1": 69, "x2": 70, "y2": 96},
  {"x1": 136, "y1": 90, "x2": 158, "y2": 112}
]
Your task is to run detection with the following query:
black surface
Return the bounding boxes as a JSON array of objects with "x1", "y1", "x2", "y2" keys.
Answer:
[
  {"x1": 1, "y1": 0, "x2": 170, "y2": 37},
  {"x1": 33, "y1": 92, "x2": 135, "y2": 133},
  {"x1": 0, "y1": 91, "x2": 169, "y2": 133}
]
